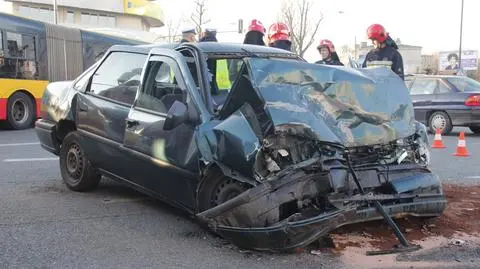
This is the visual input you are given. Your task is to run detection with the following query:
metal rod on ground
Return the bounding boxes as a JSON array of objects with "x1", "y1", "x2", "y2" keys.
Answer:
[{"x1": 344, "y1": 152, "x2": 420, "y2": 255}]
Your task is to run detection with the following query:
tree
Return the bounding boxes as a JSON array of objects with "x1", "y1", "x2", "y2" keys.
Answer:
[
  {"x1": 165, "y1": 18, "x2": 182, "y2": 43},
  {"x1": 190, "y1": 0, "x2": 211, "y2": 37},
  {"x1": 280, "y1": 0, "x2": 323, "y2": 57}
]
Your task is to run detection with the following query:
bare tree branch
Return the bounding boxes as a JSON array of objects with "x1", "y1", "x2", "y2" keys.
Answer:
[
  {"x1": 190, "y1": 0, "x2": 211, "y2": 37},
  {"x1": 280, "y1": 0, "x2": 323, "y2": 57},
  {"x1": 165, "y1": 18, "x2": 182, "y2": 43}
]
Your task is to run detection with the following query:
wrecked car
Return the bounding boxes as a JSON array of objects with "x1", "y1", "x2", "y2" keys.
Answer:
[{"x1": 35, "y1": 42, "x2": 447, "y2": 252}]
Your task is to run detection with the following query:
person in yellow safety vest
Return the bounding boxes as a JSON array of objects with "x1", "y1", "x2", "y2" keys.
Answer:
[{"x1": 199, "y1": 28, "x2": 231, "y2": 93}]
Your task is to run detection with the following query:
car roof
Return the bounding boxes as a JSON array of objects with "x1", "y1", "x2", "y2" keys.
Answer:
[{"x1": 108, "y1": 42, "x2": 297, "y2": 57}]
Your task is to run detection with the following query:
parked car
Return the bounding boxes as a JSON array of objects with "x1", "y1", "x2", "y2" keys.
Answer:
[
  {"x1": 35, "y1": 43, "x2": 446, "y2": 251},
  {"x1": 405, "y1": 74, "x2": 480, "y2": 134}
]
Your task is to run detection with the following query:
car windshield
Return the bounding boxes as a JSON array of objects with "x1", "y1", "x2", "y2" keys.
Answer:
[{"x1": 447, "y1": 77, "x2": 480, "y2": 92}]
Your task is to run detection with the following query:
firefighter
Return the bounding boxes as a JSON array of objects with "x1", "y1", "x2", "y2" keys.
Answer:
[
  {"x1": 180, "y1": 28, "x2": 196, "y2": 43},
  {"x1": 243, "y1": 19, "x2": 266, "y2": 46},
  {"x1": 267, "y1": 22, "x2": 292, "y2": 51},
  {"x1": 362, "y1": 24, "x2": 404, "y2": 80},
  {"x1": 315, "y1": 39, "x2": 343, "y2": 66}
]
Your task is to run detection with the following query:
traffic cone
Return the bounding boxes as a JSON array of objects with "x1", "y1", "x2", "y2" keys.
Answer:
[
  {"x1": 431, "y1": 128, "x2": 446, "y2": 149},
  {"x1": 453, "y1": 132, "x2": 470, "y2": 157}
]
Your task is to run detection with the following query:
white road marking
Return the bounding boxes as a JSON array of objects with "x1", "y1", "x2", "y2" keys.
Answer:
[
  {"x1": 466, "y1": 176, "x2": 480, "y2": 179},
  {"x1": 0, "y1": 142, "x2": 40, "y2": 147},
  {"x1": 3, "y1": 157, "x2": 58, "y2": 162}
]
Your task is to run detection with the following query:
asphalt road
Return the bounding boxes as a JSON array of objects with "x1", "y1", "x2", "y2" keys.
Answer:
[{"x1": 0, "y1": 127, "x2": 479, "y2": 269}]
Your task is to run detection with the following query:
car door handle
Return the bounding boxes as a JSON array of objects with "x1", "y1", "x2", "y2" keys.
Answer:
[{"x1": 125, "y1": 119, "x2": 139, "y2": 129}]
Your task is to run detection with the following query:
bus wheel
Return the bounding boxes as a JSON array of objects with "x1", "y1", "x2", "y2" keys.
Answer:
[{"x1": 7, "y1": 92, "x2": 35, "y2": 130}]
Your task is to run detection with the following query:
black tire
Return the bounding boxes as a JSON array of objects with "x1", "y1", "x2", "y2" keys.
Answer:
[
  {"x1": 7, "y1": 92, "x2": 35, "y2": 130},
  {"x1": 470, "y1": 126, "x2": 480, "y2": 134},
  {"x1": 197, "y1": 169, "x2": 249, "y2": 212},
  {"x1": 59, "y1": 131, "x2": 101, "y2": 192},
  {"x1": 428, "y1": 111, "x2": 453, "y2": 135}
]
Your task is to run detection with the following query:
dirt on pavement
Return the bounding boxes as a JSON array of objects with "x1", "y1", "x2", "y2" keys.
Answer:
[{"x1": 329, "y1": 184, "x2": 480, "y2": 250}]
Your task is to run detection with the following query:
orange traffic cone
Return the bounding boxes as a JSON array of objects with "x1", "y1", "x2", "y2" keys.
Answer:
[
  {"x1": 431, "y1": 128, "x2": 446, "y2": 149},
  {"x1": 453, "y1": 132, "x2": 470, "y2": 157}
]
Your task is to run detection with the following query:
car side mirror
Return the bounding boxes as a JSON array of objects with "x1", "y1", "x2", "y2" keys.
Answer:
[{"x1": 164, "y1": 100, "x2": 188, "y2": 131}]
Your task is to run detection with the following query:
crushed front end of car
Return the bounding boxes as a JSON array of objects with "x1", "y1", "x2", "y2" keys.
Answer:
[{"x1": 195, "y1": 58, "x2": 446, "y2": 251}]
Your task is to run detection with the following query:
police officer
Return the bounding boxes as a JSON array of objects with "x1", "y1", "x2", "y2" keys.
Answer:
[
  {"x1": 315, "y1": 39, "x2": 343, "y2": 66},
  {"x1": 267, "y1": 22, "x2": 292, "y2": 51},
  {"x1": 180, "y1": 28, "x2": 196, "y2": 43},
  {"x1": 198, "y1": 28, "x2": 231, "y2": 94},
  {"x1": 200, "y1": 28, "x2": 218, "y2": 42},
  {"x1": 362, "y1": 24, "x2": 404, "y2": 80}
]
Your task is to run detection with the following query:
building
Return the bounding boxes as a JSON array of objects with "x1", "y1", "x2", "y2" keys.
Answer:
[
  {"x1": 3, "y1": 0, "x2": 164, "y2": 32},
  {"x1": 358, "y1": 41, "x2": 422, "y2": 74}
]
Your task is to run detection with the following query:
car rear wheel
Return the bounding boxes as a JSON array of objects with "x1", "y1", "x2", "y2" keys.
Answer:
[
  {"x1": 7, "y1": 92, "x2": 35, "y2": 130},
  {"x1": 428, "y1": 111, "x2": 453, "y2": 135},
  {"x1": 470, "y1": 127, "x2": 480, "y2": 134},
  {"x1": 60, "y1": 132, "x2": 101, "y2": 192}
]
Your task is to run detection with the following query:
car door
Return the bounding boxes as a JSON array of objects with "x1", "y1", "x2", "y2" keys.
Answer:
[
  {"x1": 75, "y1": 50, "x2": 147, "y2": 177},
  {"x1": 409, "y1": 78, "x2": 437, "y2": 124},
  {"x1": 122, "y1": 51, "x2": 204, "y2": 210}
]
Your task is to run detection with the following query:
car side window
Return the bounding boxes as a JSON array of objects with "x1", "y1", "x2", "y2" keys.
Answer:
[
  {"x1": 89, "y1": 52, "x2": 147, "y2": 105},
  {"x1": 410, "y1": 79, "x2": 437, "y2": 95},
  {"x1": 73, "y1": 63, "x2": 98, "y2": 91},
  {"x1": 135, "y1": 58, "x2": 185, "y2": 114},
  {"x1": 437, "y1": 80, "x2": 451, "y2": 94}
]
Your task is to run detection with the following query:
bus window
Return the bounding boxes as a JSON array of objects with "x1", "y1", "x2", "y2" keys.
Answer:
[
  {"x1": 0, "y1": 32, "x2": 3, "y2": 56},
  {"x1": 2, "y1": 32, "x2": 37, "y2": 79},
  {"x1": 6, "y1": 32, "x2": 35, "y2": 60}
]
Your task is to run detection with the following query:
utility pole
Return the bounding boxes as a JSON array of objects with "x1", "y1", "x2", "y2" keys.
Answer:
[
  {"x1": 53, "y1": 0, "x2": 58, "y2": 24},
  {"x1": 459, "y1": 0, "x2": 464, "y2": 68}
]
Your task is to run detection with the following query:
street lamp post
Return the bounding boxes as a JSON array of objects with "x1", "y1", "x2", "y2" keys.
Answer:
[
  {"x1": 53, "y1": 0, "x2": 58, "y2": 24},
  {"x1": 459, "y1": 0, "x2": 464, "y2": 68}
]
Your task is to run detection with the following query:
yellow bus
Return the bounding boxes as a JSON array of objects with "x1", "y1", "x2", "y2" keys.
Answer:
[{"x1": 0, "y1": 13, "x2": 145, "y2": 129}]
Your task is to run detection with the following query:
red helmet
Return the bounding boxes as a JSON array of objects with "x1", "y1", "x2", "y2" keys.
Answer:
[
  {"x1": 318, "y1": 39, "x2": 335, "y2": 52},
  {"x1": 248, "y1": 19, "x2": 265, "y2": 34},
  {"x1": 268, "y1": 22, "x2": 291, "y2": 43},
  {"x1": 367, "y1": 24, "x2": 387, "y2": 43}
]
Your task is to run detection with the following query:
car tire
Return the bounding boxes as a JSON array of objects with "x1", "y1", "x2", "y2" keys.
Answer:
[
  {"x1": 7, "y1": 92, "x2": 35, "y2": 130},
  {"x1": 428, "y1": 111, "x2": 453, "y2": 135},
  {"x1": 470, "y1": 127, "x2": 480, "y2": 134},
  {"x1": 59, "y1": 131, "x2": 101, "y2": 192},
  {"x1": 197, "y1": 169, "x2": 249, "y2": 212}
]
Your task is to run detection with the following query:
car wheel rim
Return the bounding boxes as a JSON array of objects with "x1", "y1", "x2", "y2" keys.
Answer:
[
  {"x1": 12, "y1": 99, "x2": 28, "y2": 124},
  {"x1": 431, "y1": 115, "x2": 446, "y2": 131},
  {"x1": 66, "y1": 143, "x2": 84, "y2": 182},
  {"x1": 212, "y1": 179, "x2": 245, "y2": 207}
]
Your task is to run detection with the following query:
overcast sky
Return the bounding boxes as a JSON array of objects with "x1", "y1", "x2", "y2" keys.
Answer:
[
  {"x1": 1, "y1": 0, "x2": 478, "y2": 61},
  {"x1": 155, "y1": 0, "x2": 479, "y2": 60}
]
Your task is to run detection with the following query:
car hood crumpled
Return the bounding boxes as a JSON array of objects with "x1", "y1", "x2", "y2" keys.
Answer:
[{"x1": 219, "y1": 58, "x2": 417, "y2": 148}]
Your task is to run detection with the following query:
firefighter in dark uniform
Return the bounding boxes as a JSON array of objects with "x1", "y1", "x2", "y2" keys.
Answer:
[
  {"x1": 267, "y1": 22, "x2": 292, "y2": 52},
  {"x1": 362, "y1": 24, "x2": 404, "y2": 80},
  {"x1": 180, "y1": 28, "x2": 196, "y2": 44},
  {"x1": 315, "y1": 39, "x2": 343, "y2": 66}
]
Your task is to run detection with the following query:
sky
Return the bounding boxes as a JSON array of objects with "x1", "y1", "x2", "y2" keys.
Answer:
[
  {"x1": 154, "y1": 0, "x2": 480, "y2": 61},
  {"x1": 1, "y1": 0, "x2": 478, "y2": 61}
]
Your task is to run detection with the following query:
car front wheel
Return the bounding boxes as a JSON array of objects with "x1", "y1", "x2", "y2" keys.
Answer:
[
  {"x1": 470, "y1": 126, "x2": 480, "y2": 134},
  {"x1": 59, "y1": 131, "x2": 101, "y2": 192},
  {"x1": 428, "y1": 111, "x2": 453, "y2": 135}
]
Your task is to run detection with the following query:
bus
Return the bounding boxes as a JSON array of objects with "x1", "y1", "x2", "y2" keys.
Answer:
[{"x1": 0, "y1": 12, "x2": 147, "y2": 129}]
